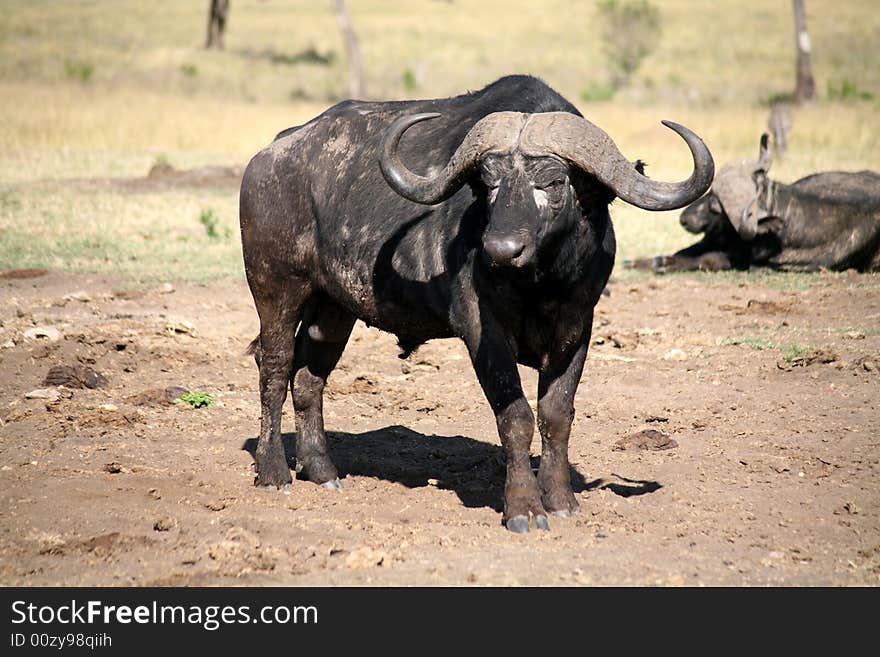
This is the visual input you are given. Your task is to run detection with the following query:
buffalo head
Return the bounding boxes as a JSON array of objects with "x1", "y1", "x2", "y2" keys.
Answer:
[
  {"x1": 680, "y1": 133, "x2": 773, "y2": 240},
  {"x1": 379, "y1": 111, "x2": 715, "y2": 268}
]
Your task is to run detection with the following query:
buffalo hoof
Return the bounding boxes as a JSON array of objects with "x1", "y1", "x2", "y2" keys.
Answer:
[
  {"x1": 534, "y1": 515, "x2": 550, "y2": 531},
  {"x1": 321, "y1": 478, "x2": 343, "y2": 490},
  {"x1": 506, "y1": 515, "x2": 530, "y2": 534},
  {"x1": 259, "y1": 482, "x2": 291, "y2": 494}
]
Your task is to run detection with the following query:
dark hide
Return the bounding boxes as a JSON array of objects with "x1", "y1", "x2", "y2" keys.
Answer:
[{"x1": 239, "y1": 75, "x2": 703, "y2": 533}]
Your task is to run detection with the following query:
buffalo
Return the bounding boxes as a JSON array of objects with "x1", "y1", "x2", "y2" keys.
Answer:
[
  {"x1": 239, "y1": 75, "x2": 714, "y2": 533},
  {"x1": 626, "y1": 134, "x2": 880, "y2": 273}
]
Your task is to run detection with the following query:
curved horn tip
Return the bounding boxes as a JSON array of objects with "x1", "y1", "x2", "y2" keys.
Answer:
[{"x1": 660, "y1": 119, "x2": 697, "y2": 139}]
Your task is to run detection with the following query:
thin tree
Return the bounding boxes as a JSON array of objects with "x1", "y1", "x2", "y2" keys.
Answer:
[
  {"x1": 206, "y1": 0, "x2": 230, "y2": 50},
  {"x1": 792, "y1": 0, "x2": 815, "y2": 103},
  {"x1": 335, "y1": 0, "x2": 366, "y2": 99}
]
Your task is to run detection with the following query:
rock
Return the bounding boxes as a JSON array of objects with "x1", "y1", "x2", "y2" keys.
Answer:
[
  {"x1": 157, "y1": 283, "x2": 175, "y2": 295},
  {"x1": 165, "y1": 320, "x2": 195, "y2": 335},
  {"x1": 125, "y1": 386, "x2": 189, "y2": 406},
  {"x1": 663, "y1": 348, "x2": 688, "y2": 361},
  {"x1": 23, "y1": 326, "x2": 61, "y2": 342},
  {"x1": 842, "y1": 331, "x2": 866, "y2": 340},
  {"x1": 153, "y1": 516, "x2": 177, "y2": 532},
  {"x1": 103, "y1": 462, "x2": 126, "y2": 474},
  {"x1": 778, "y1": 348, "x2": 839, "y2": 370},
  {"x1": 613, "y1": 429, "x2": 678, "y2": 451},
  {"x1": 63, "y1": 291, "x2": 92, "y2": 303},
  {"x1": 43, "y1": 364, "x2": 108, "y2": 389},
  {"x1": 2, "y1": 340, "x2": 15, "y2": 349},
  {"x1": 25, "y1": 388, "x2": 61, "y2": 402}
]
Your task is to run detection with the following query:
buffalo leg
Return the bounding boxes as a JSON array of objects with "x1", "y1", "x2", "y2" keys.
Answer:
[
  {"x1": 463, "y1": 325, "x2": 546, "y2": 533},
  {"x1": 291, "y1": 297, "x2": 355, "y2": 489},
  {"x1": 537, "y1": 336, "x2": 589, "y2": 517},
  {"x1": 252, "y1": 279, "x2": 313, "y2": 489}
]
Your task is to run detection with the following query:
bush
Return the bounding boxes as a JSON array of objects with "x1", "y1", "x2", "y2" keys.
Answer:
[
  {"x1": 64, "y1": 59, "x2": 94, "y2": 83},
  {"x1": 596, "y1": 0, "x2": 662, "y2": 89},
  {"x1": 826, "y1": 78, "x2": 874, "y2": 102},
  {"x1": 580, "y1": 80, "x2": 616, "y2": 102}
]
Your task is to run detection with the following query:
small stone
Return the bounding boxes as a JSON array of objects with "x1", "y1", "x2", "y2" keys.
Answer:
[
  {"x1": 25, "y1": 388, "x2": 61, "y2": 402},
  {"x1": 165, "y1": 320, "x2": 195, "y2": 335},
  {"x1": 843, "y1": 501, "x2": 859, "y2": 515},
  {"x1": 23, "y1": 326, "x2": 61, "y2": 342},
  {"x1": 153, "y1": 516, "x2": 177, "y2": 532},
  {"x1": 63, "y1": 291, "x2": 92, "y2": 303},
  {"x1": 613, "y1": 429, "x2": 678, "y2": 451},
  {"x1": 44, "y1": 364, "x2": 108, "y2": 389},
  {"x1": 842, "y1": 331, "x2": 865, "y2": 340},
  {"x1": 103, "y1": 462, "x2": 125, "y2": 474},
  {"x1": 1, "y1": 340, "x2": 15, "y2": 349},
  {"x1": 157, "y1": 283, "x2": 175, "y2": 294},
  {"x1": 148, "y1": 488, "x2": 162, "y2": 500},
  {"x1": 663, "y1": 348, "x2": 688, "y2": 361}
]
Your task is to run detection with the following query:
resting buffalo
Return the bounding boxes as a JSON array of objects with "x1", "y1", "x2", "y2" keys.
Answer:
[
  {"x1": 626, "y1": 134, "x2": 880, "y2": 273},
  {"x1": 239, "y1": 75, "x2": 714, "y2": 533}
]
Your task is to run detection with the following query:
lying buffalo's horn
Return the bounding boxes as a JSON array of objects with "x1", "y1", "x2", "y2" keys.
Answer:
[
  {"x1": 379, "y1": 112, "x2": 526, "y2": 205},
  {"x1": 521, "y1": 113, "x2": 715, "y2": 211}
]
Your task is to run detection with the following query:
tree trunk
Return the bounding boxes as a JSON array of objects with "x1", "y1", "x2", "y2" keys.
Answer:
[
  {"x1": 335, "y1": 0, "x2": 366, "y2": 99},
  {"x1": 206, "y1": 0, "x2": 230, "y2": 50},
  {"x1": 793, "y1": 0, "x2": 815, "y2": 104}
]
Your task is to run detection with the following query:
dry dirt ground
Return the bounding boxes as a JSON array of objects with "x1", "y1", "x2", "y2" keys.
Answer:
[{"x1": 0, "y1": 268, "x2": 877, "y2": 586}]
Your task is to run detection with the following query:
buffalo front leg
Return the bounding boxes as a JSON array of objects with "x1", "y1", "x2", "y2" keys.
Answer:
[
  {"x1": 251, "y1": 280, "x2": 312, "y2": 489},
  {"x1": 464, "y1": 330, "x2": 546, "y2": 534},
  {"x1": 537, "y1": 336, "x2": 589, "y2": 517},
  {"x1": 291, "y1": 298, "x2": 355, "y2": 489}
]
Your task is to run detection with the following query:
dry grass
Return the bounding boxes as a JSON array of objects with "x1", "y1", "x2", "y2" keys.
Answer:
[{"x1": 1, "y1": 0, "x2": 879, "y2": 280}]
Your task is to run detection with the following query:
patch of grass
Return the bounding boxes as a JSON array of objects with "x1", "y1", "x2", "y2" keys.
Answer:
[
  {"x1": 63, "y1": 59, "x2": 94, "y2": 83},
  {"x1": 174, "y1": 391, "x2": 215, "y2": 408},
  {"x1": 402, "y1": 67, "x2": 418, "y2": 93},
  {"x1": 179, "y1": 64, "x2": 198, "y2": 78},
  {"x1": 199, "y1": 208, "x2": 224, "y2": 239},
  {"x1": 0, "y1": 187, "x2": 244, "y2": 283},
  {"x1": 581, "y1": 80, "x2": 617, "y2": 102},
  {"x1": 827, "y1": 77, "x2": 874, "y2": 101},
  {"x1": 723, "y1": 337, "x2": 777, "y2": 350},
  {"x1": 782, "y1": 343, "x2": 811, "y2": 364}
]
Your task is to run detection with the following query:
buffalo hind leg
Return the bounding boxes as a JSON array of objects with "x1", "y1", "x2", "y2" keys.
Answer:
[
  {"x1": 537, "y1": 336, "x2": 589, "y2": 517},
  {"x1": 291, "y1": 297, "x2": 355, "y2": 489},
  {"x1": 252, "y1": 278, "x2": 313, "y2": 489}
]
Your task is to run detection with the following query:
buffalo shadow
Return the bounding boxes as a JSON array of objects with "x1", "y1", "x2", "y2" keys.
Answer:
[{"x1": 242, "y1": 426, "x2": 661, "y2": 512}]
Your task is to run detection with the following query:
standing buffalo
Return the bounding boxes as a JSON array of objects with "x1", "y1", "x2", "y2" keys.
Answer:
[
  {"x1": 239, "y1": 76, "x2": 714, "y2": 533},
  {"x1": 626, "y1": 134, "x2": 880, "y2": 273}
]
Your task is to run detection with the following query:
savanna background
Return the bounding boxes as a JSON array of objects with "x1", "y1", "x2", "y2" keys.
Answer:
[{"x1": 0, "y1": 1, "x2": 878, "y2": 586}]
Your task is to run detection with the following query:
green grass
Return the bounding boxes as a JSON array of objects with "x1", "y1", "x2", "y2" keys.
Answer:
[
  {"x1": 174, "y1": 391, "x2": 216, "y2": 409},
  {"x1": 723, "y1": 337, "x2": 778, "y2": 351},
  {"x1": 1, "y1": 1, "x2": 879, "y2": 282},
  {"x1": 782, "y1": 343, "x2": 812, "y2": 364}
]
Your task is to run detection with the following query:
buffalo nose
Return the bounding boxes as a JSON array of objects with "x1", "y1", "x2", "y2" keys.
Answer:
[{"x1": 484, "y1": 236, "x2": 526, "y2": 266}]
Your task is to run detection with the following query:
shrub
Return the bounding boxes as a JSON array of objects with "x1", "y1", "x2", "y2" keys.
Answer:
[{"x1": 596, "y1": 0, "x2": 662, "y2": 89}]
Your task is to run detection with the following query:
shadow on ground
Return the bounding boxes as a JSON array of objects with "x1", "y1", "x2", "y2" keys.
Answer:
[{"x1": 242, "y1": 425, "x2": 661, "y2": 512}]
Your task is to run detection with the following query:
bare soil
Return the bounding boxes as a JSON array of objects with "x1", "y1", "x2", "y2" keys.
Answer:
[{"x1": 1, "y1": 269, "x2": 877, "y2": 586}]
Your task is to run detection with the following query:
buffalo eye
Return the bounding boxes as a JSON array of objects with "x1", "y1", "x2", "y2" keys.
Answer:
[
  {"x1": 708, "y1": 196, "x2": 723, "y2": 214},
  {"x1": 537, "y1": 178, "x2": 567, "y2": 191}
]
